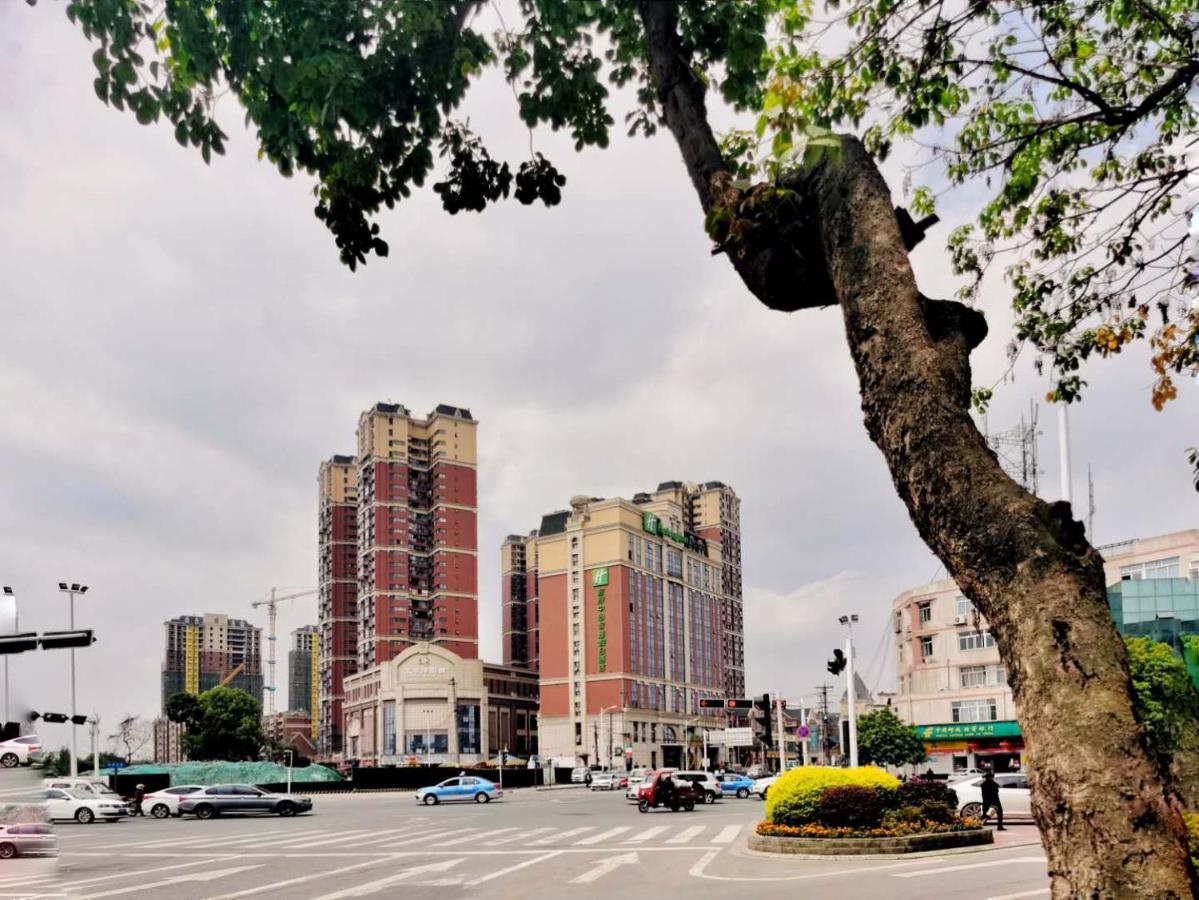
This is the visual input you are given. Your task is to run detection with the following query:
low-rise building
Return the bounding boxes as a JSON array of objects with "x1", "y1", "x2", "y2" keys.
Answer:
[
  {"x1": 342, "y1": 642, "x2": 537, "y2": 765},
  {"x1": 263, "y1": 711, "x2": 317, "y2": 758},
  {"x1": 892, "y1": 528, "x2": 1199, "y2": 774}
]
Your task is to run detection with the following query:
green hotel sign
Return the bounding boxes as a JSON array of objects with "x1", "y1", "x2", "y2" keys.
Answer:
[
  {"x1": 915, "y1": 721, "x2": 1022, "y2": 741},
  {"x1": 591, "y1": 567, "x2": 609, "y2": 587},
  {"x1": 596, "y1": 585, "x2": 608, "y2": 672},
  {"x1": 642, "y1": 512, "x2": 686, "y2": 544}
]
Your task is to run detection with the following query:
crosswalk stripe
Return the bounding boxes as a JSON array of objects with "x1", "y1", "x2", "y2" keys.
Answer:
[
  {"x1": 378, "y1": 828, "x2": 478, "y2": 848},
  {"x1": 438, "y1": 827, "x2": 516, "y2": 847},
  {"x1": 574, "y1": 826, "x2": 631, "y2": 845},
  {"x1": 712, "y1": 825, "x2": 742, "y2": 844},
  {"x1": 306, "y1": 858, "x2": 465, "y2": 899},
  {"x1": 339, "y1": 826, "x2": 430, "y2": 847},
  {"x1": 115, "y1": 828, "x2": 297, "y2": 850},
  {"x1": 624, "y1": 826, "x2": 669, "y2": 843},
  {"x1": 485, "y1": 827, "x2": 554, "y2": 845},
  {"x1": 267, "y1": 830, "x2": 378, "y2": 850},
  {"x1": 530, "y1": 827, "x2": 592, "y2": 845},
  {"x1": 264, "y1": 829, "x2": 371, "y2": 848},
  {"x1": 665, "y1": 826, "x2": 705, "y2": 844}
]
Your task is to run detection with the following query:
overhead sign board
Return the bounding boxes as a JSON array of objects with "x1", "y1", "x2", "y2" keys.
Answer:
[
  {"x1": 705, "y1": 727, "x2": 754, "y2": 747},
  {"x1": 915, "y1": 721, "x2": 1022, "y2": 741}
]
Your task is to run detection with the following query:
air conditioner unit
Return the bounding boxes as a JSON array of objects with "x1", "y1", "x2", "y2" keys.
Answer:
[{"x1": 953, "y1": 615, "x2": 966, "y2": 625}]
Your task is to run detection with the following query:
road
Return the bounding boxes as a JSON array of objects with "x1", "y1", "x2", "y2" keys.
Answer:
[{"x1": 11, "y1": 787, "x2": 1051, "y2": 900}]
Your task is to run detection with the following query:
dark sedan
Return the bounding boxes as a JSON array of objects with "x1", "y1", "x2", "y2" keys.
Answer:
[{"x1": 177, "y1": 784, "x2": 312, "y2": 819}]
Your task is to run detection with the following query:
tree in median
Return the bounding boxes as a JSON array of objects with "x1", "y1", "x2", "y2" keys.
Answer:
[
  {"x1": 43, "y1": 1, "x2": 1199, "y2": 892},
  {"x1": 856, "y1": 709, "x2": 927, "y2": 770},
  {"x1": 1127, "y1": 636, "x2": 1199, "y2": 808}
]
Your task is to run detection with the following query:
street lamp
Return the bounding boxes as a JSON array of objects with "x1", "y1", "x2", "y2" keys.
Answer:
[
  {"x1": 58, "y1": 583, "x2": 89, "y2": 776},
  {"x1": 839, "y1": 614, "x2": 859, "y2": 768},
  {"x1": 600, "y1": 705, "x2": 617, "y2": 769}
]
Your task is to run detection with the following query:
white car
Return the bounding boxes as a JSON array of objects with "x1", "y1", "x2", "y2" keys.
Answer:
[
  {"x1": 570, "y1": 767, "x2": 591, "y2": 784},
  {"x1": 0, "y1": 735, "x2": 42, "y2": 768},
  {"x1": 625, "y1": 768, "x2": 650, "y2": 801},
  {"x1": 953, "y1": 774, "x2": 1033, "y2": 821},
  {"x1": 675, "y1": 771, "x2": 721, "y2": 804},
  {"x1": 44, "y1": 779, "x2": 129, "y2": 813},
  {"x1": 140, "y1": 785, "x2": 206, "y2": 818},
  {"x1": 0, "y1": 823, "x2": 57, "y2": 858},
  {"x1": 751, "y1": 775, "x2": 778, "y2": 800},
  {"x1": 44, "y1": 788, "x2": 125, "y2": 824}
]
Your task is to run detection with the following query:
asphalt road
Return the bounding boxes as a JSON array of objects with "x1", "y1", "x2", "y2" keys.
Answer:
[{"x1": 14, "y1": 786, "x2": 1051, "y2": 900}]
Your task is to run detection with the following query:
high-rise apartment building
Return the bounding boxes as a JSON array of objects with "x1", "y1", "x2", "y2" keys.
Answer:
[
  {"x1": 355, "y1": 402, "x2": 479, "y2": 669},
  {"x1": 160, "y1": 613, "x2": 263, "y2": 712},
  {"x1": 525, "y1": 486, "x2": 738, "y2": 770},
  {"x1": 501, "y1": 531, "x2": 540, "y2": 671},
  {"x1": 288, "y1": 625, "x2": 320, "y2": 724},
  {"x1": 318, "y1": 455, "x2": 358, "y2": 756}
]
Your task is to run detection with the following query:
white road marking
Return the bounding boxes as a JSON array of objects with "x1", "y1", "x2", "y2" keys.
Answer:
[
  {"x1": 570, "y1": 852, "x2": 640, "y2": 884},
  {"x1": 893, "y1": 857, "x2": 1046, "y2": 878},
  {"x1": 206, "y1": 858, "x2": 400, "y2": 899},
  {"x1": 485, "y1": 826, "x2": 554, "y2": 845},
  {"x1": 574, "y1": 826, "x2": 631, "y2": 845},
  {"x1": 665, "y1": 826, "x2": 705, "y2": 845},
  {"x1": 270, "y1": 829, "x2": 386, "y2": 850},
  {"x1": 342, "y1": 826, "x2": 433, "y2": 847},
  {"x1": 462, "y1": 851, "x2": 564, "y2": 887},
  {"x1": 81, "y1": 864, "x2": 262, "y2": 898},
  {"x1": 101, "y1": 828, "x2": 295, "y2": 850},
  {"x1": 986, "y1": 890, "x2": 1050, "y2": 900},
  {"x1": 57, "y1": 856, "x2": 233, "y2": 888},
  {"x1": 711, "y1": 825, "x2": 742, "y2": 844},
  {"x1": 373, "y1": 828, "x2": 478, "y2": 848},
  {"x1": 530, "y1": 826, "x2": 592, "y2": 845},
  {"x1": 264, "y1": 829, "x2": 371, "y2": 848},
  {"x1": 438, "y1": 827, "x2": 515, "y2": 846},
  {"x1": 306, "y1": 859, "x2": 465, "y2": 899},
  {"x1": 624, "y1": 826, "x2": 669, "y2": 843},
  {"x1": 689, "y1": 850, "x2": 962, "y2": 882}
]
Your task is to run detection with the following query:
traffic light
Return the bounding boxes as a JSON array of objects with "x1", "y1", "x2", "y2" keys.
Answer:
[
  {"x1": 754, "y1": 693, "x2": 773, "y2": 748},
  {"x1": 31, "y1": 711, "x2": 69, "y2": 724},
  {"x1": 698, "y1": 698, "x2": 724, "y2": 709},
  {"x1": 0, "y1": 633, "x2": 39, "y2": 655},
  {"x1": 38, "y1": 630, "x2": 96, "y2": 650},
  {"x1": 826, "y1": 648, "x2": 847, "y2": 675}
]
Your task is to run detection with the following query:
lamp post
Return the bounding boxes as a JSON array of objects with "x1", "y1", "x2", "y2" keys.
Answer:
[
  {"x1": 284, "y1": 749, "x2": 294, "y2": 795},
  {"x1": 58, "y1": 583, "x2": 89, "y2": 777},
  {"x1": 599, "y1": 705, "x2": 617, "y2": 769},
  {"x1": 838, "y1": 614, "x2": 859, "y2": 768},
  {"x1": 2, "y1": 587, "x2": 15, "y2": 726}
]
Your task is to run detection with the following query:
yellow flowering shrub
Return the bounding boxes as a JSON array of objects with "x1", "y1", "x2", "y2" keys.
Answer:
[{"x1": 765, "y1": 766, "x2": 899, "y2": 826}]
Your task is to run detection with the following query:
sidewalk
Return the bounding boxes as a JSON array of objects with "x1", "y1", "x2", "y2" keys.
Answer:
[{"x1": 988, "y1": 823, "x2": 1043, "y2": 848}]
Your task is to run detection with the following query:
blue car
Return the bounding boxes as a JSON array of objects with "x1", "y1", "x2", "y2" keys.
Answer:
[
  {"x1": 716, "y1": 773, "x2": 754, "y2": 798},
  {"x1": 415, "y1": 776, "x2": 502, "y2": 806}
]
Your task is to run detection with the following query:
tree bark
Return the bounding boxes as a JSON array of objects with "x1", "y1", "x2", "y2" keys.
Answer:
[{"x1": 639, "y1": 3, "x2": 1197, "y2": 896}]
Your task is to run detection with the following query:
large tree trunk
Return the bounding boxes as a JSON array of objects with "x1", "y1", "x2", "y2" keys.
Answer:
[{"x1": 639, "y1": 2, "x2": 1197, "y2": 896}]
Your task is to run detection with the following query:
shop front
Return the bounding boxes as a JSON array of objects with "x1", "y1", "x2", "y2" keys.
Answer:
[{"x1": 915, "y1": 721, "x2": 1024, "y2": 774}]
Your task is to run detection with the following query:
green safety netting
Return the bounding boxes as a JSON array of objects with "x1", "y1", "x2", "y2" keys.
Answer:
[{"x1": 115, "y1": 761, "x2": 343, "y2": 786}]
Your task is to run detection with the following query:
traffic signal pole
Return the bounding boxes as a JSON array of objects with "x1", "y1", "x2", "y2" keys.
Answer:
[
  {"x1": 845, "y1": 633, "x2": 859, "y2": 768},
  {"x1": 776, "y1": 691, "x2": 786, "y2": 772}
]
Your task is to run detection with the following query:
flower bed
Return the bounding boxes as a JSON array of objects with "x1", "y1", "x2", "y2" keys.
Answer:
[{"x1": 757, "y1": 818, "x2": 983, "y2": 839}]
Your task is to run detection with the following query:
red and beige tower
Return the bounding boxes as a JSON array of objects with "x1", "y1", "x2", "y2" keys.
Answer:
[
  {"x1": 318, "y1": 455, "x2": 358, "y2": 756},
  {"x1": 355, "y1": 403, "x2": 478, "y2": 667}
]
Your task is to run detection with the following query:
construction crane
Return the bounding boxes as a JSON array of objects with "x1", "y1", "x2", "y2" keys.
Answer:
[{"x1": 251, "y1": 588, "x2": 317, "y2": 715}]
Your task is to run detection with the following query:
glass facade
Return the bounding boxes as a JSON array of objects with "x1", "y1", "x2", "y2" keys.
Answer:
[
  {"x1": 382, "y1": 701, "x2": 396, "y2": 756},
  {"x1": 456, "y1": 703, "x2": 480, "y2": 755},
  {"x1": 1108, "y1": 578, "x2": 1199, "y2": 690}
]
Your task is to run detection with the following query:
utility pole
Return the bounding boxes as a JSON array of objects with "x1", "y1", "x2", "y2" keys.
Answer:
[
  {"x1": 1058, "y1": 402, "x2": 1073, "y2": 505},
  {"x1": 1088, "y1": 464, "x2": 1096, "y2": 538},
  {"x1": 89, "y1": 716, "x2": 99, "y2": 776},
  {"x1": 839, "y1": 614, "x2": 860, "y2": 768},
  {"x1": 816, "y1": 684, "x2": 833, "y2": 765},
  {"x1": 776, "y1": 691, "x2": 787, "y2": 772}
]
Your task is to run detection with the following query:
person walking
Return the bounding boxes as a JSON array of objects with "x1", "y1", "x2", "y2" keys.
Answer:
[
  {"x1": 980, "y1": 771, "x2": 1005, "y2": 830},
  {"x1": 131, "y1": 783, "x2": 146, "y2": 817}
]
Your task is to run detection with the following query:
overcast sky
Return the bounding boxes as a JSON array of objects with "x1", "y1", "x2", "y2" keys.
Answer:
[{"x1": 2, "y1": 5, "x2": 1195, "y2": 758}]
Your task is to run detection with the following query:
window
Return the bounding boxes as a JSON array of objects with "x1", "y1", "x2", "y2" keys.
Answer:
[
  {"x1": 920, "y1": 635, "x2": 934, "y2": 658},
  {"x1": 958, "y1": 630, "x2": 997, "y2": 651},
  {"x1": 959, "y1": 664, "x2": 998, "y2": 688},
  {"x1": 918, "y1": 601, "x2": 932, "y2": 624},
  {"x1": 955, "y1": 595, "x2": 975, "y2": 618},
  {"x1": 951, "y1": 698, "x2": 998, "y2": 723},
  {"x1": 1121, "y1": 557, "x2": 1181, "y2": 580}
]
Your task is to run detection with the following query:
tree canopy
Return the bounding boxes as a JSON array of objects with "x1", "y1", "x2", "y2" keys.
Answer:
[
  {"x1": 856, "y1": 707, "x2": 928, "y2": 768},
  {"x1": 1126, "y1": 636, "x2": 1199, "y2": 761},
  {"x1": 170, "y1": 687, "x2": 264, "y2": 762}
]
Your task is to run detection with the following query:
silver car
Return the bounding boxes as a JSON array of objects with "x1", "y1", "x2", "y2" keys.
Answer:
[
  {"x1": 0, "y1": 824, "x2": 57, "y2": 859},
  {"x1": 177, "y1": 784, "x2": 312, "y2": 819}
]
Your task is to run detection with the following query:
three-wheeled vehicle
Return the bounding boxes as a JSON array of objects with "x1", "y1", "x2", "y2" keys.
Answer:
[{"x1": 637, "y1": 770, "x2": 701, "y2": 813}]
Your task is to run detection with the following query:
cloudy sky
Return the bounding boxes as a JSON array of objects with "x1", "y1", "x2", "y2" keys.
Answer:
[{"x1": 2, "y1": 5, "x2": 1194, "y2": 758}]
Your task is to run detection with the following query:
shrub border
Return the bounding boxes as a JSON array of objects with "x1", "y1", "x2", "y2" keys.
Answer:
[{"x1": 748, "y1": 827, "x2": 993, "y2": 856}]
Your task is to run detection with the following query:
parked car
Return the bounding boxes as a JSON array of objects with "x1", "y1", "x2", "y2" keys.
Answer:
[
  {"x1": 0, "y1": 824, "x2": 57, "y2": 859},
  {"x1": 625, "y1": 768, "x2": 650, "y2": 801},
  {"x1": 140, "y1": 785, "x2": 206, "y2": 818},
  {"x1": 177, "y1": 785, "x2": 313, "y2": 819},
  {"x1": 570, "y1": 766, "x2": 591, "y2": 785},
  {"x1": 590, "y1": 771, "x2": 628, "y2": 791},
  {"x1": 674, "y1": 771, "x2": 721, "y2": 804},
  {"x1": 415, "y1": 776, "x2": 502, "y2": 806},
  {"x1": 27, "y1": 750, "x2": 51, "y2": 769},
  {"x1": 43, "y1": 779, "x2": 130, "y2": 814},
  {"x1": 716, "y1": 772, "x2": 754, "y2": 799},
  {"x1": 751, "y1": 775, "x2": 778, "y2": 800},
  {"x1": 44, "y1": 789, "x2": 124, "y2": 824},
  {"x1": 0, "y1": 736, "x2": 42, "y2": 769},
  {"x1": 954, "y1": 774, "x2": 1033, "y2": 821},
  {"x1": 745, "y1": 764, "x2": 769, "y2": 780}
]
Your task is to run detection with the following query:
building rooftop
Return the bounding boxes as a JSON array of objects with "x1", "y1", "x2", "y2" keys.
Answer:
[{"x1": 539, "y1": 511, "x2": 570, "y2": 536}]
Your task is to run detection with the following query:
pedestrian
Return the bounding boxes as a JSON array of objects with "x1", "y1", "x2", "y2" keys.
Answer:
[
  {"x1": 980, "y1": 771, "x2": 1005, "y2": 830},
  {"x1": 131, "y1": 783, "x2": 146, "y2": 817}
]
